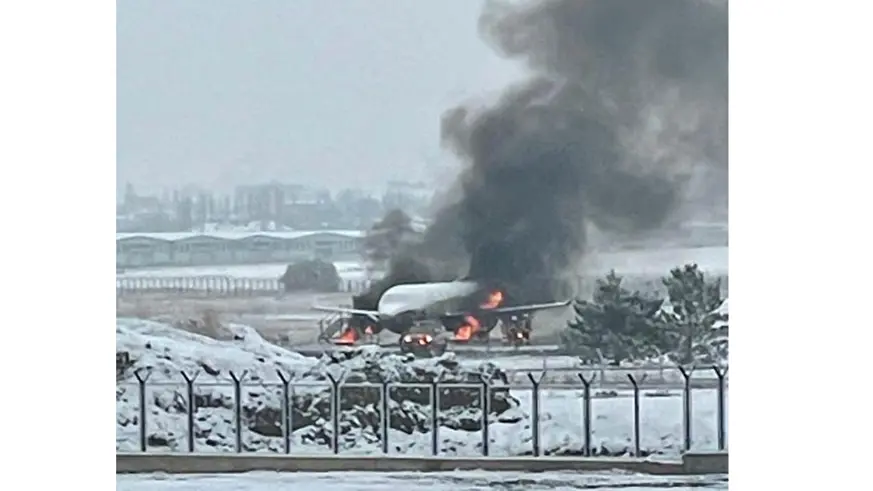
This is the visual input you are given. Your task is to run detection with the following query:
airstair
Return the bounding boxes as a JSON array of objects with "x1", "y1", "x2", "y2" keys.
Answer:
[{"x1": 317, "y1": 313, "x2": 347, "y2": 343}]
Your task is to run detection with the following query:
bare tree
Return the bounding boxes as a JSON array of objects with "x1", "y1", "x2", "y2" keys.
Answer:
[{"x1": 363, "y1": 209, "x2": 417, "y2": 270}]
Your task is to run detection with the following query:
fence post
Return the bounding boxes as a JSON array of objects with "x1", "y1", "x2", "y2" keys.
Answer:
[
  {"x1": 712, "y1": 365, "x2": 728, "y2": 450},
  {"x1": 527, "y1": 372, "x2": 546, "y2": 456},
  {"x1": 380, "y1": 378, "x2": 390, "y2": 454},
  {"x1": 480, "y1": 374, "x2": 491, "y2": 457},
  {"x1": 578, "y1": 373, "x2": 595, "y2": 456},
  {"x1": 430, "y1": 377, "x2": 440, "y2": 456},
  {"x1": 133, "y1": 369, "x2": 151, "y2": 452},
  {"x1": 627, "y1": 374, "x2": 642, "y2": 457},
  {"x1": 228, "y1": 370, "x2": 248, "y2": 453},
  {"x1": 277, "y1": 370, "x2": 292, "y2": 454},
  {"x1": 326, "y1": 374, "x2": 341, "y2": 455},
  {"x1": 677, "y1": 365, "x2": 694, "y2": 451},
  {"x1": 180, "y1": 370, "x2": 199, "y2": 453}
]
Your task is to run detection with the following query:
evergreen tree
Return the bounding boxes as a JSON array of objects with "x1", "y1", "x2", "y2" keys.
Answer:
[
  {"x1": 658, "y1": 263, "x2": 729, "y2": 364},
  {"x1": 562, "y1": 271, "x2": 665, "y2": 363}
]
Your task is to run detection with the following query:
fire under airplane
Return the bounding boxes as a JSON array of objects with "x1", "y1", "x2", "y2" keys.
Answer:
[{"x1": 312, "y1": 280, "x2": 570, "y2": 355}]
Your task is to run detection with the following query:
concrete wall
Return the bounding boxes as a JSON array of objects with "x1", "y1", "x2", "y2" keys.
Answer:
[
  {"x1": 681, "y1": 451, "x2": 729, "y2": 474},
  {"x1": 116, "y1": 451, "x2": 727, "y2": 475}
]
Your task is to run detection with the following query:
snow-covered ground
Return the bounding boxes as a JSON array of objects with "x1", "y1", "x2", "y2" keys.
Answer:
[
  {"x1": 117, "y1": 319, "x2": 729, "y2": 458},
  {"x1": 117, "y1": 246, "x2": 727, "y2": 281},
  {"x1": 581, "y1": 246, "x2": 727, "y2": 276},
  {"x1": 493, "y1": 358, "x2": 725, "y2": 386},
  {"x1": 476, "y1": 355, "x2": 724, "y2": 374},
  {"x1": 117, "y1": 471, "x2": 729, "y2": 490}
]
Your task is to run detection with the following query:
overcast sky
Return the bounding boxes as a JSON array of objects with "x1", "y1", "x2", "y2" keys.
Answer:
[{"x1": 117, "y1": 0, "x2": 525, "y2": 195}]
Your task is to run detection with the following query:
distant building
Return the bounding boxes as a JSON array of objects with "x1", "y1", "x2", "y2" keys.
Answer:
[
  {"x1": 231, "y1": 182, "x2": 338, "y2": 228},
  {"x1": 116, "y1": 230, "x2": 364, "y2": 269},
  {"x1": 233, "y1": 183, "x2": 284, "y2": 222}
]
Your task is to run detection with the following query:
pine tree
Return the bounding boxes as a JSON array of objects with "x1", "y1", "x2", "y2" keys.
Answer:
[
  {"x1": 658, "y1": 263, "x2": 729, "y2": 364},
  {"x1": 562, "y1": 270, "x2": 665, "y2": 364}
]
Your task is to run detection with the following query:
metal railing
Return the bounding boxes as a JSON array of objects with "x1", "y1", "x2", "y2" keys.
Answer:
[
  {"x1": 117, "y1": 365, "x2": 728, "y2": 457},
  {"x1": 116, "y1": 274, "x2": 727, "y2": 299},
  {"x1": 115, "y1": 276, "x2": 372, "y2": 296},
  {"x1": 501, "y1": 364, "x2": 728, "y2": 388}
]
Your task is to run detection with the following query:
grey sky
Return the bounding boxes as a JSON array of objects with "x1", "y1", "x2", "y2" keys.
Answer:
[{"x1": 118, "y1": 0, "x2": 524, "y2": 195}]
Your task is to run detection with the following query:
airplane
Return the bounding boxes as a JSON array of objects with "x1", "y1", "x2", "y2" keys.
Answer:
[{"x1": 311, "y1": 280, "x2": 571, "y2": 354}]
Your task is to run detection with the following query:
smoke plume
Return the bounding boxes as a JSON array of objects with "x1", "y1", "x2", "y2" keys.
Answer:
[{"x1": 360, "y1": 0, "x2": 727, "y2": 307}]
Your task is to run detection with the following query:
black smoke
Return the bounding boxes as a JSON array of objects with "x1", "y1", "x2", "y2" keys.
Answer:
[{"x1": 359, "y1": 0, "x2": 728, "y2": 308}]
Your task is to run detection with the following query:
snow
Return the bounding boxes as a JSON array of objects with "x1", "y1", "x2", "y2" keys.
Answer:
[
  {"x1": 496, "y1": 363, "x2": 726, "y2": 387},
  {"x1": 581, "y1": 246, "x2": 727, "y2": 276},
  {"x1": 117, "y1": 246, "x2": 726, "y2": 281},
  {"x1": 482, "y1": 355, "x2": 726, "y2": 375},
  {"x1": 117, "y1": 471, "x2": 728, "y2": 490},
  {"x1": 198, "y1": 221, "x2": 293, "y2": 233},
  {"x1": 117, "y1": 319, "x2": 729, "y2": 458},
  {"x1": 116, "y1": 320, "x2": 315, "y2": 377}
]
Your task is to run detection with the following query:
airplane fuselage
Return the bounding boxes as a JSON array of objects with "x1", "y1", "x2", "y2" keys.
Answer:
[
  {"x1": 373, "y1": 281, "x2": 482, "y2": 334},
  {"x1": 378, "y1": 281, "x2": 479, "y2": 315}
]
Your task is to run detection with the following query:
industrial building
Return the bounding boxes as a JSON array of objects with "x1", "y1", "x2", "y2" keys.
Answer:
[{"x1": 116, "y1": 230, "x2": 364, "y2": 269}]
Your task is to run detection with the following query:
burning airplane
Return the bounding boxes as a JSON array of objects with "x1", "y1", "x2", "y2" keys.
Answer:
[
  {"x1": 312, "y1": 0, "x2": 726, "y2": 355},
  {"x1": 313, "y1": 280, "x2": 569, "y2": 354}
]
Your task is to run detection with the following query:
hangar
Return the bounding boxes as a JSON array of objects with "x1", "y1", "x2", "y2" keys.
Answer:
[{"x1": 116, "y1": 230, "x2": 364, "y2": 269}]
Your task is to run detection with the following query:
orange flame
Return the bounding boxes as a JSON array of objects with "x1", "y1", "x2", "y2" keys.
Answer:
[
  {"x1": 481, "y1": 290, "x2": 504, "y2": 309},
  {"x1": 454, "y1": 315, "x2": 481, "y2": 341},
  {"x1": 335, "y1": 327, "x2": 359, "y2": 345}
]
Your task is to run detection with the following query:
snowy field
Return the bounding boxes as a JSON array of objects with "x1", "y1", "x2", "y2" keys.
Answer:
[
  {"x1": 495, "y1": 358, "x2": 725, "y2": 387},
  {"x1": 580, "y1": 246, "x2": 727, "y2": 276},
  {"x1": 117, "y1": 246, "x2": 727, "y2": 281},
  {"x1": 117, "y1": 319, "x2": 729, "y2": 458},
  {"x1": 117, "y1": 471, "x2": 728, "y2": 490}
]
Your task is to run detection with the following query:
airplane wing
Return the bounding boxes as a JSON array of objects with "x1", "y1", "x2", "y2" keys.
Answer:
[
  {"x1": 443, "y1": 299, "x2": 572, "y2": 318},
  {"x1": 311, "y1": 305, "x2": 381, "y2": 322},
  {"x1": 488, "y1": 299, "x2": 573, "y2": 315}
]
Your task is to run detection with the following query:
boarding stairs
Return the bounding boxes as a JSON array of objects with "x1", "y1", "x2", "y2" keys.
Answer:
[{"x1": 317, "y1": 313, "x2": 347, "y2": 343}]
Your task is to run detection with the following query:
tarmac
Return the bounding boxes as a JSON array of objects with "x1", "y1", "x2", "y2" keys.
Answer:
[{"x1": 116, "y1": 291, "x2": 575, "y2": 348}]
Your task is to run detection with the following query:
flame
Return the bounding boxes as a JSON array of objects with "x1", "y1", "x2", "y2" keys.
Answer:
[
  {"x1": 335, "y1": 327, "x2": 359, "y2": 345},
  {"x1": 454, "y1": 315, "x2": 481, "y2": 341},
  {"x1": 481, "y1": 290, "x2": 504, "y2": 309}
]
